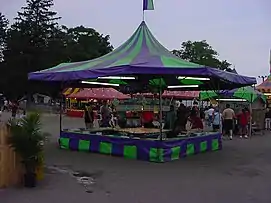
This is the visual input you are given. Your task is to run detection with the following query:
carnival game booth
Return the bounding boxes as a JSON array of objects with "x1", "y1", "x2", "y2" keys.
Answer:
[
  {"x1": 28, "y1": 20, "x2": 256, "y2": 162},
  {"x1": 65, "y1": 88, "x2": 129, "y2": 118}
]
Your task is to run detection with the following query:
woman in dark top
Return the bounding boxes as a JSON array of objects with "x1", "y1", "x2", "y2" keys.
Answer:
[
  {"x1": 188, "y1": 109, "x2": 203, "y2": 130},
  {"x1": 11, "y1": 101, "x2": 18, "y2": 118},
  {"x1": 175, "y1": 104, "x2": 188, "y2": 132},
  {"x1": 84, "y1": 104, "x2": 94, "y2": 129}
]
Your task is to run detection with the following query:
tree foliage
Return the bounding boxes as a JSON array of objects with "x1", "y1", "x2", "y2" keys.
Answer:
[
  {"x1": 0, "y1": 13, "x2": 8, "y2": 61},
  {"x1": 0, "y1": 0, "x2": 113, "y2": 99},
  {"x1": 172, "y1": 40, "x2": 233, "y2": 72}
]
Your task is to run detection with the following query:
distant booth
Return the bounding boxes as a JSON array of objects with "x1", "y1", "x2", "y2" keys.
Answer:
[
  {"x1": 256, "y1": 76, "x2": 271, "y2": 106},
  {"x1": 65, "y1": 88, "x2": 129, "y2": 118}
]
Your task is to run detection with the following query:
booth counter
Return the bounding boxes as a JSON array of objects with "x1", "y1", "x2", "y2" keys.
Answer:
[{"x1": 59, "y1": 128, "x2": 222, "y2": 162}]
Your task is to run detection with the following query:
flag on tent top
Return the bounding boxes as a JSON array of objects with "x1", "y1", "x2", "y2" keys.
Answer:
[{"x1": 143, "y1": 0, "x2": 154, "y2": 10}]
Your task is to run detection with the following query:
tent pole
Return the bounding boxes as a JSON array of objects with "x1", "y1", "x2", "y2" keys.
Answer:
[
  {"x1": 159, "y1": 79, "x2": 163, "y2": 141},
  {"x1": 143, "y1": 10, "x2": 145, "y2": 21},
  {"x1": 59, "y1": 84, "x2": 64, "y2": 133},
  {"x1": 249, "y1": 94, "x2": 252, "y2": 137}
]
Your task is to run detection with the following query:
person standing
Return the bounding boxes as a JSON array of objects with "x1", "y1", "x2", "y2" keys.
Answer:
[
  {"x1": 207, "y1": 106, "x2": 215, "y2": 127},
  {"x1": 265, "y1": 108, "x2": 271, "y2": 130},
  {"x1": 3, "y1": 99, "x2": 8, "y2": 112},
  {"x1": 222, "y1": 104, "x2": 235, "y2": 140},
  {"x1": 164, "y1": 105, "x2": 176, "y2": 130},
  {"x1": 100, "y1": 101, "x2": 110, "y2": 127},
  {"x1": 11, "y1": 101, "x2": 18, "y2": 118},
  {"x1": 212, "y1": 108, "x2": 222, "y2": 131},
  {"x1": 237, "y1": 109, "x2": 248, "y2": 138},
  {"x1": 84, "y1": 103, "x2": 94, "y2": 129}
]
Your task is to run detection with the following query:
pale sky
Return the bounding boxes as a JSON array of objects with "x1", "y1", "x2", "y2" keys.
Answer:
[{"x1": 2, "y1": 0, "x2": 271, "y2": 83}]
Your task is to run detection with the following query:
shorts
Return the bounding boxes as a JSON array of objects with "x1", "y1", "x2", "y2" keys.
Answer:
[
  {"x1": 224, "y1": 119, "x2": 233, "y2": 132},
  {"x1": 213, "y1": 124, "x2": 220, "y2": 130}
]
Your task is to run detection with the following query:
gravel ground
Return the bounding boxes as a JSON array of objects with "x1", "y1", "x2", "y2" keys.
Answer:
[{"x1": 1, "y1": 112, "x2": 271, "y2": 203}]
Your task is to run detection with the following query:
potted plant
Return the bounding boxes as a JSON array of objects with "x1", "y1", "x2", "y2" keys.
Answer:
[{"x1": 8, "y1": 112, "x2": 49, "y2": 188}]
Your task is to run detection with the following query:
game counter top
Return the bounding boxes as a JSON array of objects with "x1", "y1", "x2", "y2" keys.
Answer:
[{"x1": 62, "y1": 127, "x2": 220, "y2": 141}]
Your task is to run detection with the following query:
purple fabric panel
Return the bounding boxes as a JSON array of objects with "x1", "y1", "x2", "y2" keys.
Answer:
[
  {"x1": 137, "y1": 145, "x2": 151, "y2": 161},
  {"x1": 180, "y1": 142, "x2": 187, "y2": 157},
  {"x1": 112, "y1": 144, "x2": 124, "y2": 157},
  {"x1": 69, "y1": 138, "x2": 79, "y2": 150},
  {"x1": 143, "y1": 0, "x2": 148, "y2": 10},
  {"x1": 28, "y1": 65, "x2": 256, "y2": 85},
  {"x1": 90, "y1": 138, "x2": 100, "y2": 153},
  {"x1": 206, "y1": 137, "x2": 213, "y2": 151},
  {"x1": 162, "y1": 148, "x2": 172, "y2": 162},
  {"x1": 130, "y1": 30, "x2": 163, "y2": 68},
  {"x1": 218, "y1": 137, "x2": 222, "y2": 150}
]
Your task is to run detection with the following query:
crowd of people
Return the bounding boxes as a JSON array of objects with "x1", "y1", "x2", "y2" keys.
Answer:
[
  {"x1": 164, "y1": 101, "x2": 253, "y2": 139},
  {"x1": 203, "y1": 104, "x2": 252, "y2": 139},
  {"x1": 0, "y1": 98, "x2": 27, "y2": 120},
  {"x1": 83, "y1": 101, "x2": 117, "y2": 129},
  {"x1": 82, "y1": 99, "x2": 255, "y2": 140}
]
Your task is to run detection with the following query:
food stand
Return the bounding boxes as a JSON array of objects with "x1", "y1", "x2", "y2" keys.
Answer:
[{"x1": 28, "y1": 20, "x2": 256, "y2": 162}]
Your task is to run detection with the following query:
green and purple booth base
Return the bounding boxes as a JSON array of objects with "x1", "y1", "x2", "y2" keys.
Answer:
[{"x1": 59, "y1": 131, "x2": 222, "y2": 162}]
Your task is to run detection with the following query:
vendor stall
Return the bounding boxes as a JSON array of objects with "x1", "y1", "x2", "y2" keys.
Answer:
[{"x1": 28, "y1": 17, "x2": 256, "y2": 162}]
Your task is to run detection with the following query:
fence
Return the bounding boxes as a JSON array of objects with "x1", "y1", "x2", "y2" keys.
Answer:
[{"x1": 0, "y1": 123, "x2": 23, "y2": 188}]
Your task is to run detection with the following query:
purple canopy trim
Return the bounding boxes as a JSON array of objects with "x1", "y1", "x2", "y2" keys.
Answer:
[{"x1": 28, "y1": 65, "x2": 256, "y2": 85}]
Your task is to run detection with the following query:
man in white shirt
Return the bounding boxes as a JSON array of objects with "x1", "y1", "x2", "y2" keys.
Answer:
[{"x1": 207, "y1": 106, "x2": 214, "y2": 127}]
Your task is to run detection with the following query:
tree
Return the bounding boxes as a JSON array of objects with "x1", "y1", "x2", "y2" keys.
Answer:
[
  {"x1": 63, "y1": 26, "x2": 113, "y2": 62},
  {"x1": 3, "y1": 0, "x2": 61, "y2": 98},
  {"x1": 2, "y1": 0, "x2": 114, "y2": 98},
  {"x1": 0, "y1": 13, "x2": 8, "y2": 61},
  {"x1": 172, "y1": 40, "x2": 232, "y2": 71}
]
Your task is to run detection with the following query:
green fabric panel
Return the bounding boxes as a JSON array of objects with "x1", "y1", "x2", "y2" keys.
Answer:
[
  {"x1": 100, "y1": 142, "x2": 112, "y2": 154},
  {"x1": 186, "y1": 144, "x2": 195, "y2": 156},
  {"x1": 212, "y1": 139, "x2": 219, "y2": 151},
  {"x1": 180, "y1": 79, "x2": 203, "y2": 85},
  {"x1": 161, "y1": 56, "x2": 203, "y2": 68},
  {"x1": 123, "y1": 145, "x2": 137, "y2": 159},
  {"x1": 149, "y1": 78, "x2": 167, "y2": 87},
  {"x1": 158, "y1": 149, "x2": 164, "y2": 162},
  {"x1": 171, "y1": 146, "x2": 181, "y2": 160},
  {"x1": 149, "y1": 148, "x2": 159, "y2": 162},
  {"x1": 78, "y1": 140, "x2": 91, "y2": 151},
  {"x1": 108, "y1": 27, "x2": 144, "y2": 67},
  {"x1": 147, "y1": 0, "x2": 154, "y2": 9},
  {"x1": 200, "y1": 141, "x2": 207, "y2": 152},
  {"x1": 200, "y1": 91, "x2": 218, "y2": 100},
  {"x1": 145, "y1": 27, "x2": 172, "y2": 56},
  {"x1": 109, "y1": 79, "x2": 127, "y2": 85},
  {"x1": 59, "y1": 138, "x2": 70, "y2": 149},
  {"x1": 233, "y1": 87, "x2": 257, "y2": 102}
]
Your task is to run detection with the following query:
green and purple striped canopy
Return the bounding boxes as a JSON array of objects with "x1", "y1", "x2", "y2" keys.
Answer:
[
  {"x1": 200, "y1": 86, "x2": 266, "y2": 103},
  {"x1": 28, "y1": 21, "x2": 256, "y2": 87}
]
